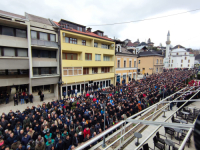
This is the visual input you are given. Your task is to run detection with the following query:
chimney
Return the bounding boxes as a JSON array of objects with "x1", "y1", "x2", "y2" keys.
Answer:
[{"x1": 87, "y1": 27, "x2": 92, "y2": 32}]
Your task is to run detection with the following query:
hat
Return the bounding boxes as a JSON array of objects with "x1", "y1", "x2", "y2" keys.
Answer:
[
  {"x1": 14, "y1": 140, "x2": 17, "y2": 143},
  {"x1": 27, "y1": 145, "x2": 30, "y2": 149}
]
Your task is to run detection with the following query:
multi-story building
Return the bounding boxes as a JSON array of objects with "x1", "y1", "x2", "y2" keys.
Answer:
[
  {"x1": 0, "y1": 10, "x2": 59, "y2": 100},
  {"x1": 25, "y1": 13, "x2": 60, "y2": 100},
  {"x1": 55, "y1": 19, "x2": 115, "y2": 96},
  {"x1": 0, "y1": 10, "x2": 30, "y2": 100},
  {"x1": 115, "y1": 40, "x2": 137, "y2": 85},
  {"x1": 137, "y1": 51, "x2": 164, "y2": 75}
]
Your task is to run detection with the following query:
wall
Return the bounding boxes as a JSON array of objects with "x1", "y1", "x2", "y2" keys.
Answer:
[
  {"x1": 0, "y1": 58, "x2": 29, "y2": 69},
  {"x1": 0, "y1": 35, "x2": 28, "y2": 48},
  {"x1": 138, "y1": 57, "x2": 154, "y2": 74}
]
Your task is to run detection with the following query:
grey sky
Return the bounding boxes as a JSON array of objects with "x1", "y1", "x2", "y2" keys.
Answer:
[{"x1": 1, "y1": 0, "x2": 200, "y2": 48}]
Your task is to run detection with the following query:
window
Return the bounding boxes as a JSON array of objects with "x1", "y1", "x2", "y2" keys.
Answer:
[
  {"x1": 97, "y1": 32, "x2": 103, "y2": 36},
  {"x1": 77, "y1": 27, "x2": 82, "y2": 32},
  {"x1": 39, "y1": 32, "x2": 48, "y2": 41},
  {"x1": 2, "y1": 26, "x2": 14, "y2": 36},
  {"x1": 134, "y1": 61, "x2": 136, "y2": 67},
  {"x1": 124, "y1": 60, "x2": 126, "y2": 68},
  {"x1": 117, "y1": 60, "x2": 120, "y2": 68},
  {"x1": 85, "y1": 53, "x2": 92, "y2": 60},
  {"x1": 188, "y1": 64, "x2": 190, "y2": 67},
  {"x1": 172, "y1": 60, "x2": 173, "y2": 63},
  {"x1": 0, "y1": 70, "x2": 6, "y2": 76},
  {"x1": 169, "y1": 64, "x2": 170, "y2": 67},
  {"x1": 101, "y1": 44, "x2": 109, "y2": 49},
  {"x1": 156, "y1": 68, "x2": 158, "y2": 72},
  {"x1": 160, "y1": 59, "x2": 162, "y2": 64},
  {"x1": 18, "y1": 49, "x2": 28, "y2": 57},
  {"x1": 83, "y1": 68, "x2": 89, "y2": 75},
  {"x1": 181, "y1": 64, "x2": 183, "y2": 67},
  {"x1": 139, "y1": 60, "x2": 140, "y2": 64},
  {"x1": 94, "y1": 42, "x2": 98, "y2": 48},
  {"x1": 41, "y1": 67, "x2": 49, "y2": 74},
  {"x1": 129, "y1": 61, "x2": 131, "y2": 67},
  {"x1": 31, "y1": 31, "x2": 37, "y2": 39},
  {"x1": 69, "y1": 38, "x2": 77, "y2": 44},
  {"x1": 63, "y1": 67, "x2": 82, "y2": 76},
  {"x1": 101, "y1": 67, "x2": 110, "y2": 73},
  {"x1": 177, "y1": 53, "x2": 179, "y2": 55},
  {"x1": 16, "y1": 29, "x2": 26, "y2": 38},
  {"x1": 92, "y1": 67, "x2": 98, "y2": 74},
  {"x1": 169, "y1": 60, "x2": 170, "y2": 63},
  {"x1": 51, "y1": 67, "x2": 57, "y2": 74},
  {"x1": 95, "y1": 54, "x2": 101, "y2": 61},
  {"x1": 8, "y1": 70, "x2": 18, "y2": 75},
  {"x1": 19, "y1": 69, "x2": 29, "y2": 75},
  {"x1": 63, "y1": 53, "x2": 77, "y2": 60},
  {"x1": 188, "y1": 60, "x2": 190, "y2": 63},
  {"x1": 4, "y1": 48, "x2": 15, "y2": 57},
  {"x1": 181, "y1": 60, "x2": 183, "y2": 63},
  {"x1": 33, "y1": 68, "x2": 39, "y2": 75},
  {"x1": 82, "y1": 40, "x2": 86, "y2": 46},
  {"x1": 50, "y1": 34, "x2": 56, "y2": 42},
  {"x1": 185, "y1": 57, "x2": 187, "y2": 60},
  {"x1": 103, "y1": 56, "x2": 110, "y2": 61},
  {"x1": 32, "y1": 50, "x2": 56, "y2": 58},
  {"x1": 157, "y1": 59, "x2": 158, "y2": 64}
]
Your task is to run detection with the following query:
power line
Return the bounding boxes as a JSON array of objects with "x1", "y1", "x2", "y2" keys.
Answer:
[{"x1": 87, "y1": 8, "x2": 200, "y2": 26}]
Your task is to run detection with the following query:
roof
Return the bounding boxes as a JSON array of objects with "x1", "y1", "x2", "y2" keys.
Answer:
[
  {"x1": 117, "y1": 47, "x2": 133, "y2": 55},
  {"x1": 0, "y1": 10, "x2": 26, "y2": 19},
  {"x1": 138, "y1": 42, "x2": 148, "y2": 46},
  {"x1": 172, "y1": 45, "x2": 185, "y2": 49},
  {"x1": 127, "y1": 41, "x2": 135, "y2": 47},
  {"x1": 172, "y1": 48, "x2": 186, "y2": 53},
  {"x1": 138, "y1": 51, "x2": 163, "y2": 57},
  {"x1": 60, "y1": 19, "x2": 86, "y2": 27},
  {"x1": 26, "y1": 13, "x2": 53, "y2": 26},
  {"x1": 54, "y1": 21, "x2": 113, "y2": 41}
]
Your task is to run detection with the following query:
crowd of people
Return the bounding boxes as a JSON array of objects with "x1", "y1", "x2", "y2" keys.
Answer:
[{"x1": 0, "y1": 69, "x2": 196, "y2": 150}]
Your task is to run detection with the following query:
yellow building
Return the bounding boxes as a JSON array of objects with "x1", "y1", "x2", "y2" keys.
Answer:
[
  {"x1": 56, "y1": 20, "x2": 115, "y2": 95},
  {"x1": 137, "y1": 51, "x2": 164, "y2": 75},
  {"x1": 115, "y1": 40, "x2": 137, "y2": 85}
]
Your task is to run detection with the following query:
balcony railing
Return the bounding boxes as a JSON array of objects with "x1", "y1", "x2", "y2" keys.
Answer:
[{"x1": 31, "y1": 39, "x2": 58, "y2": 48}]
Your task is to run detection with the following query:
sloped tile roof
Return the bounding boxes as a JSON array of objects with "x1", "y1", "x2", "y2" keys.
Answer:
[
  {"x1": 54, "y1": 21, "x2": 113, "y2": 41},
  {"x1": 138, "y1": 51, "x2": 163, "y2": 57},
  {"x1": 26, "y1": 13, "x2": 52, "y2": 25},
  {"x1": 0, "y1": 10, "x2": 26, "y2": 19}
]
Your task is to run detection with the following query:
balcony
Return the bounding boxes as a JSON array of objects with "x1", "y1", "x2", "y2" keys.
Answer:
[
  {"x1": 62, "y1": 72, "x2": 114, "y2": 84},
  {"x1": 32, "y1": 58, "x2": 58, "y2": 67},
  {"x1": 31, "y1": 39, "x2": 58, "y2": 48},
  {"x1": 62, "y1": 59, "x2": 114, "y2": 67},
  {"x1": 116, "y1": 67, "x2": 137, "y2": 71},
  {"x1": 62, "y1": 42, "x2": 114, "y2": 55},
  {"x1": 0, "y1": 35, "x2": 28, "y2": 48},
  {"x1": 0, "y1": 57, "x2": 29, "y2": 69}
]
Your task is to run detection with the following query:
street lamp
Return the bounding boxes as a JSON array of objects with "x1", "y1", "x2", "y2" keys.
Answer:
[
  {"x1": 58, "y1": 78, "x2": 64, "y2": 100},
  {"x1": 101, "y1": 91, "x2": 109, "y2": 148}
]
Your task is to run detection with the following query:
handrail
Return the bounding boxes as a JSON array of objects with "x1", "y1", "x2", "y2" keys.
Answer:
[
  {"x1": 75, "y1": 87, "x2": 187, "y2": 150},
  {"x1": 135, "y1": 88, "x2": 199, "y2": 150},
  {"x1": 104, "y1": 87, "x2": 194, "y2": 150}
]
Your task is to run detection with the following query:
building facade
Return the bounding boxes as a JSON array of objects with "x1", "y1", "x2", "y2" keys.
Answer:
[
  {"x1": 57, "y1": 19, "x2": 115, "y2": 96},
  {"x1": 164, "y1": 31, "x2": 194, "y2": 69},
  {"x1": 0, "y1": 10, "x2": 59, "y2": 100},
  {"x1": 138, "y1": 51, "x2": 164, "y2": 75},
  {"x1": 115, "y1": 40, "x2": 137, "y2": 85}
]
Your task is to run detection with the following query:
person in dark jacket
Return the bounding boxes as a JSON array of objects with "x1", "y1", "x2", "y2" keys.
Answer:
[
  {"x1": 29, "y1": 94, "x2": 33, "y2": 103},
  {"x1": 63, "y1": 135, "x2": 71, "y2": 150},
  {"x1": 13, "y1": 94, "x2": 18, "y2": 106},
  {"x1": 19, "y1": 94, "x2": 24, "y2": 104},
  {"x1": 7, "y1": 133, "x2": 17, "y2": 146},
  {"x1": 24, "y1": 94, "x2": 29, "y2": 104},
  {"x1": 21, "y1": 133, "x2": 31, "y2": 147},
  {"x1": 55, "y1": 139, "x2": 63, "y2": 150},
  {"x1": 40, "y1": 93, "x2": 44, "y2": 102},
  {"x1": 5, "y1": 94, "x2": 9, "y2": 104},
  {"x1": 72, "y1": 133, "x2": 78, "y2": 147}
]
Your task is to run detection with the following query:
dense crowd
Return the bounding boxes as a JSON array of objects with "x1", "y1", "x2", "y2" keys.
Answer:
[{"x1": 0, "y1": 69, "x2": 196, "y2": 150}]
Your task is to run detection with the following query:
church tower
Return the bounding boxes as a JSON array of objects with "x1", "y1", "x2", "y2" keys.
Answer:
[{"x1": 165, "y1": 31, "x2": 171, "y2": 58}]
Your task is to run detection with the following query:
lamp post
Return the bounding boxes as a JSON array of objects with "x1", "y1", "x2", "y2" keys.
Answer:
[
  {"x1": 58, "y1": 78, "x2": 64, "y2": 100},
  {"x1": 101, "y1": 91, "x2": 109, "y2": 148}
]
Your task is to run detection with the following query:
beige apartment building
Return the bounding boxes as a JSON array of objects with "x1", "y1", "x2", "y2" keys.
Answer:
[{"x1": 137, "y1": 51, "x2": 164, "y2": 75}]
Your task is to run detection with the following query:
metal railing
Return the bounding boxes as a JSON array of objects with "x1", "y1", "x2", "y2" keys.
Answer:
[
  {"x1": 134, "y1": 87, "x2": 199, "y2": 150},
  {"x1": 75, "y1": 87, "x2": 188, "y2": 150}
]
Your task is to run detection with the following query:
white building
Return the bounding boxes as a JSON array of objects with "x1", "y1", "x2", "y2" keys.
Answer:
[{"x1": 163, "y1": 31, "x2": 195, "y2": 69}]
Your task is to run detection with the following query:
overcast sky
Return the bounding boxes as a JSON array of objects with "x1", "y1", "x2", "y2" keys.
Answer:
[{"x1": 1, "y1": 0, "x2": 200, "y2": 49}]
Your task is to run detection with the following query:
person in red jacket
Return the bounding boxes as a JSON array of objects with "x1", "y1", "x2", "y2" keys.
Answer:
[
  {"x1": 83, "y1": 127, "x2": 91, "y2": 138},
  {"x1": 86, "y1": 92, "x2": 90, "y2": 97},
  {"x1": 93, "y1": 97, "x2": 97, "y2": 102}
]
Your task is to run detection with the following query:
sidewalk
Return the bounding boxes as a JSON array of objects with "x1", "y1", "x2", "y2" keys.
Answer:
[{"x1": 0, "y1": 97, "x2": 56, "y2": 114}]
